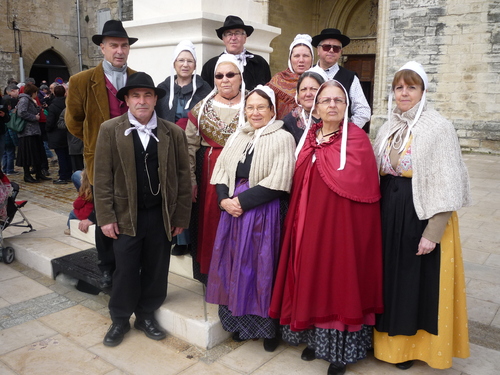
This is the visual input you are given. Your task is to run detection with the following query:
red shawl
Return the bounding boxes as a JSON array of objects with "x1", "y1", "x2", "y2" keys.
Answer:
[{"x1": 296, "y1": 122, "x2": 381, "y2": 203}]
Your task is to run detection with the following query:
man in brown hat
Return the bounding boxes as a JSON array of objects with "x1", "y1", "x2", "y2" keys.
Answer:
[
  {"x1": 201, "y1": 15, "x2": 271, "y2": 90},
  {"x1": 65, "y1": 20, "x2": 138, "y2": 289},
  {"x1": 94, "y1": 72, "x2": 191, "y2": 346},
  {"x1": 310, "y1": 28, "x2": 371, "y2": 128}
]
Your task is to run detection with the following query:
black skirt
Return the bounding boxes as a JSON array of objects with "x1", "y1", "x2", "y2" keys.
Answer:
[
  {"x1": 375, "y1": 175, "x2": 440, "y2": 336},
  {"x1": 16, "y1": 135, "x2": 46, "y2": 168}
]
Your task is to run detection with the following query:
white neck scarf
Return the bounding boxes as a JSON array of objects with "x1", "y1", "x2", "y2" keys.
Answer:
[
  {"x1": 124, "y1": 111, "x2": 160, "y2": 145},
  {"x1": 226, "y1": 48, "x2": 254, "y2": 66}
]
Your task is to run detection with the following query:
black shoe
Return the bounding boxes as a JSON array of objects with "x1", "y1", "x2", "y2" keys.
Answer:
[
  {"x1": 103, "y1": 322, "x2": 130, "y2": 347},
  {"x1": 301, "y1": 346, "x2": 316, "y2": 361},
  {"x1": 36, "y1": 174, "x2": 52, "y2": 181},
  {"x1": 42, "y1": 169, "x2": 50, "y2": 176},
  {"x1": 263, "y1": 337, "x2": 280, "y2": 352},
  {"x1": 232, "y1": 331, "x2": 246, "y2": 342},
  {"x1": 134, "y1": 318, "x2": 166, "y2": 340},
  {"x1": 53, "y1": 179, "x2": 69, "y2": 184},
  {"x1": 171, "y1": 244, "x2": 189, "y2": 256},
  {"x1": 327, "y1": 362, "x2": 346, "y2": 375},
  {"x1": 99, "y1": 270, "x2": 113, "y2": 289},
  {"x1": 24, "y1": 175, "x2": 40, "y2": 183},
  {"x1": 396, "y1": 361, "x2": 414, "y2": 370}
]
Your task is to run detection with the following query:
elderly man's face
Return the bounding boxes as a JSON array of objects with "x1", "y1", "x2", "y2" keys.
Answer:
[
  {"x1": 100, "y1": 37, "x2": 130, "y2": 68},
  {"x1": 124, "y1": 88, "x2": 157, "y2": 125},
  {"x1": 222, "y1": 28, "x2": 247, "y2": 54},
  {"x1": 8, "y1": 89, "x2": 19, "y2": 98}
]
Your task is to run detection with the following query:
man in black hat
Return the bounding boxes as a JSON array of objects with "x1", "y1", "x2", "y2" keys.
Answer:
[
  {"x1": 201, "y1": 15, "x2": 271, "y2": 90},
  {"x1": 66, "y1": 20, "x2": 138, "y2": 289},
  {"x1": 310, "y1": 28, "x2": 371, "y2": 128},
  {"x1": 94, "y1": 72, "x2": 191, "y2": 347}
]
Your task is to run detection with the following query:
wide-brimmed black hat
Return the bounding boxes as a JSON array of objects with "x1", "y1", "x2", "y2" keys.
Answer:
[
  {"x1": 116, "y1": 72, "x2": 166, "y2": 101},
  {"x1": 311, "y1": 28, "x2": 350, "y2": 48},
  {"x1": 92, "y1": 20, "x2": 138, "y2": 46},
  {"x1": 216, "y1": 15, "x2": 254, "y2": 40}
]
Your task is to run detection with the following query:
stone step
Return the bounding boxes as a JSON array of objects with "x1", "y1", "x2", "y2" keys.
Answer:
[{"x1": 3, "y1": 209, "x2": 230, "y2": 349}]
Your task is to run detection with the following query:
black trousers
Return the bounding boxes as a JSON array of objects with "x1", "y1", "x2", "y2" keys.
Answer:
[
  {"x1": 109, "y1": 205, "x2": 171, "y2": 324},
  {"x1": 90, "y1": 184, "x2": 115, "y2": 274}
]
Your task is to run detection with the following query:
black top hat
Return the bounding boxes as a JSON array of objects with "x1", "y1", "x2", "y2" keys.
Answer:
[
  {"x1": 311, "y1": 28, "x2": 350, "y2": 48},
  {"x1": 92, "y1": 20, "x2": 138, "y2": 46},
  {"x1": 216, "y1": 15, "x2": 254, "y2": 40},
  {"x1": 116, "y1": 72, "x2": 166, "y2": 101}
]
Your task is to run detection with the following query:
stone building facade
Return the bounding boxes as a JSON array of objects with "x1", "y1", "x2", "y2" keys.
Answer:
[
  {"x1": 0, "y1": 0, "x2": 132, "y2": 85},
  {"x1": 0, "y1": 0, "x2": 498, "y2": 153}
]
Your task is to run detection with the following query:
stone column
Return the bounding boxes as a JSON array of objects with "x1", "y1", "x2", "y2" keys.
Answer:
[{"x1": 124, "y1": 0, "x2": 281, "y2": 85}]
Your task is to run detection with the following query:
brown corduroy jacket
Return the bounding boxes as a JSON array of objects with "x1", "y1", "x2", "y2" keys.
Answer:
[{"x1": 65, "y1": 61, "x2": 136, "y2": 184}]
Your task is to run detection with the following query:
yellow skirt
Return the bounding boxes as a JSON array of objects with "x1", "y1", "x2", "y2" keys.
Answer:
[{"x1": 374, "y1": 212, "x2": 470, "y2": 369}]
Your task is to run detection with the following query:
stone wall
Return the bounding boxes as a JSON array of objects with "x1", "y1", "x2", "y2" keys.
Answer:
[
  {"x1": 0, "y1": 0, "x2": 133, "y2": 88},
  {"x1": 372, "y1": 0, "x2": 500, "y2": 153},
  {"x1": 268, "y1": 0, "x2": 322, "y2": 75}
]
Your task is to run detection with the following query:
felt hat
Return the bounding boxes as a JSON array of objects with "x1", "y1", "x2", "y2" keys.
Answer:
[
  {"x1": 311, "y1": 28, "x2": 350, "y2": 48},
  {"x1": 216, "y1": 15, "x2": 254, "y2": 40},
  {"x1": 92, "y1": 20, "x2": 138, "y2": 46},
  {"x1": 116, "y1": 72, "x2": 166, "y2": 101}
]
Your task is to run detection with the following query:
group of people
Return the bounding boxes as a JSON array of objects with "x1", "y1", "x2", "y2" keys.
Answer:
[
  {"x1": 58, "y1": 15, "x2": 470, "y2": 375},
  {"x1": 0, "y1": 78, "x2": 83, "y2": 185}
]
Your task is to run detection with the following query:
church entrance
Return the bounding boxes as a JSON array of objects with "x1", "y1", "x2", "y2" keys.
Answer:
[{"x1": 29, "y1": 50, "x2": 70, "y2": 85}]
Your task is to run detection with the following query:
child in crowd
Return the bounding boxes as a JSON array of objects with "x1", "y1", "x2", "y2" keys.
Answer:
[{"x1": 65, "y1": 169, "x2": 94, "y2": 235}]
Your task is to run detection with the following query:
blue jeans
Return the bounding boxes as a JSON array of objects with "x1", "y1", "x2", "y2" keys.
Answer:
[
  {"x1": 71, "y1": 170, "x2": 82, "y2": 191},
  {"x1": 67, "y1": 210, "x2": 78, "y2": 228},
  {"x1": 2, "y1": 144, "x2": 15, "y2": 174}
]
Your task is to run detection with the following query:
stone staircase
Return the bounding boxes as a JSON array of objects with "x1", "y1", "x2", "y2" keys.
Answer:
[{"x1": 3, "y1": 208, "x2": 230, "y2": 349}]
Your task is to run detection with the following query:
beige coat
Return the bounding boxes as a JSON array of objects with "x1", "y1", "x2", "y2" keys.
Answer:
[
  {"x1": 93, "y1": 113, "x2": 192, "y2": 240},
  {"x1": 65, "y1": 62, "x2": 136, "y2": 184}
]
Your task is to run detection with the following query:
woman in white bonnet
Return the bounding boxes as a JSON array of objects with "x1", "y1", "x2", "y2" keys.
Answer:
[
  {"x1": 206, "y1": 85, "x2": 295, "y2": 352},
  {"x1": 155, "y1": 40, "x2": 211, "y2": 255},
  {"x1": 373, "y1": 61, "x2": 471, "y2": 370},
  {"x1": 185, "y1": 54, "x2": 246, "y2": 282},
  {"x1": 267, "y1": 34, "x2": 314, "y2": 119},
  {"x1": 156, "y1": 40, "x2": 211, "y2": 127}
]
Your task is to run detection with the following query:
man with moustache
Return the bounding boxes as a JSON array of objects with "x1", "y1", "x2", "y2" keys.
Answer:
[
  {"x1": 66, "y1": 20, "x2": 137, "y2": 289},
  {"x1": 94, "y1": 72, "x2": 191, "y2": 346}
]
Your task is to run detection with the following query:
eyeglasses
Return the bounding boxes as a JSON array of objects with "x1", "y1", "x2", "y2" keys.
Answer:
[
  {"x1": 176, "y1": 59, "x2": 195, "y2": 65},
  {"x1": 317, "y1": 97, "x2": 347, "y2": 106},
  {"x1": 318, "y1": 44, "x2": 342, "y2": 53},
  {"x1": 214, "y1": 72, "x2": 241, "y2": 80},
  {"x1": 223, "y1": 31, "x2": 246, "y2": 38},
  {"x1": 245, "y1": 105, "x2": 270, "y2": 113}
]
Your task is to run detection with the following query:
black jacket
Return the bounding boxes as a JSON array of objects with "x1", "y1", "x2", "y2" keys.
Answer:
[
  {"x1": 201, "y1": 51, "x2": 271, "y2": 91},
  {"x1": 46, "y1": 96, "x2": 68, "y2": 149},
  {"x1": 155, "y1": 75, "x2": 212, "y2": 122}
]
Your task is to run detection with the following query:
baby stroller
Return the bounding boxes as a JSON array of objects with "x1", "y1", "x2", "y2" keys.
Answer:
[{"x1": 0, "y1": 172, "x2": 34, "y2": 264}]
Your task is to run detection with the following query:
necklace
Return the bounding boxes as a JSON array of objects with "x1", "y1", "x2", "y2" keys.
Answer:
[
  {"x1": 219, "y1": 92, "x2": 240, "y2": 106},
  {"x1": 320, "y1": 127, "x2": 339, "y2": 137},
  {"x1": 317, "y1": 127, "x2": 339, "y2": 144}
]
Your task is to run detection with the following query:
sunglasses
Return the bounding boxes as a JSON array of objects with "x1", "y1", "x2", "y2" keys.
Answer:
[
  {"x1": 214, "y1": 72, "x2": 241, "y2": 80},
  {"x1": 318, "y1": 44, "x2": 342, "y2": 53}
]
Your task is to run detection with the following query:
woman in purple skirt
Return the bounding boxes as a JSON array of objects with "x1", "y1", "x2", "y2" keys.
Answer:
[{"x1": 206, "y1": 85, "x2": 295, "y2": 352}]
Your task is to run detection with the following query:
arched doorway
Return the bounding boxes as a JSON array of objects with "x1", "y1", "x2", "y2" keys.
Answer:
[{"x1": 29, "y1": 50, "x2": 70, "y2": 85}]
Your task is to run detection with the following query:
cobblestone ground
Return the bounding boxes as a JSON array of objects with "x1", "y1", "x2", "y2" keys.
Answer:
[{"x1": 6, "y1": 161, "x2": 76, "y2": 215}]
